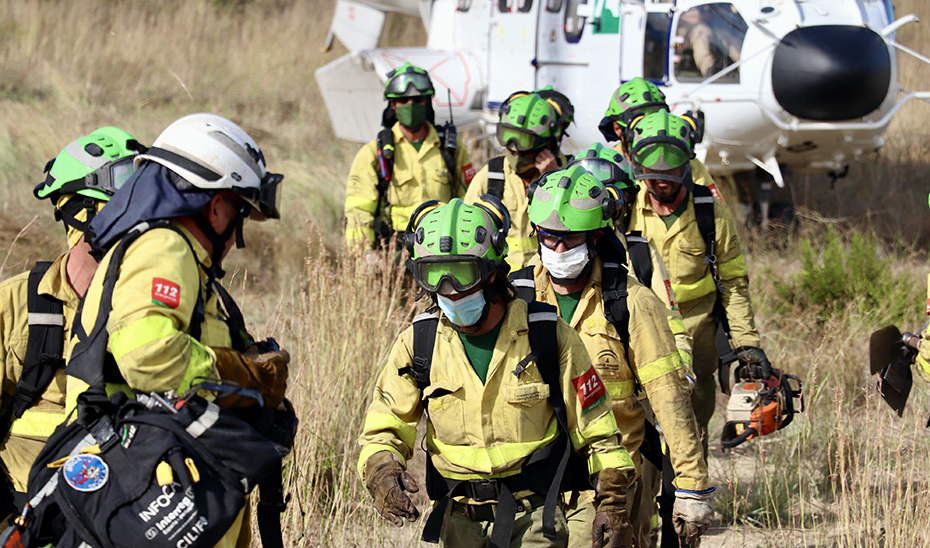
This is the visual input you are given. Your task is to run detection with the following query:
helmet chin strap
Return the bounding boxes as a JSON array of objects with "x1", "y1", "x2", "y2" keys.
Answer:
[
  {"x1": 192, "y1": 211, "x2": 245, "y2": 281},
  {"x1": 648, "y1": 183, "x2": 683, "y2": 205}
]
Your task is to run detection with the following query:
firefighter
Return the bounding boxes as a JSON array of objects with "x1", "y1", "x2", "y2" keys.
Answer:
[
  {"x1": 520, "y1": 166, "x2": 713, "y2": 547},
  {"x1": 0, "y1": 127, "x2": 144, "y2": 517},
  {"x1": 464, "y1": 92, "x2": 569, "y2": 269},
  {"x1": 626, "y1": 111, "x2": 770, "y2": 453},
  {"x1": 344, "y1": 62, "x2": 474, "y2": 251},
  {"x1": 358, "y1": 197, "x2": 636, "y2": 547},
  {"x1": 65, "y1": 114, "x2": 290, "y2": 547}
]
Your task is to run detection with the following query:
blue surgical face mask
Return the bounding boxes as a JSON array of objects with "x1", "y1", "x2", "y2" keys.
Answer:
[{"x1": 437, "y1": 290, "x2": 487, "y2": 327}]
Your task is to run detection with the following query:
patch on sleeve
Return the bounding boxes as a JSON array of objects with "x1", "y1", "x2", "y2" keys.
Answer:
[
  {"x1": 572, "y1": 366, "x2": 607, "y2": 415},
  {"x1": 462, "y1": 163, "x2": 476, "y2": 185},
  {"x1": 152, "y1": 278, "x2": 181, "y2": 309},
  {"x1": 926, "y1": 297, "x2": 930, "y2": 315},
  {"x1": 664, "y1": 279, "x2": 679, "y2": 311},
  {"x1": 708, "y1": 183, "x2": 723, "y2": 202}
]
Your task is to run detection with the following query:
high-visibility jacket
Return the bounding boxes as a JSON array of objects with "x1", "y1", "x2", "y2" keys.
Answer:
[
  {"x1": 530, "y1": 258, "x2": 708, "y2": 491},
  {"x1": 917, "y1": 273, "x2": 930, "y2": 381},
  {"x1": 344, "y1": 122, "x2": 473, "y2": 248},
  {"x1": 358, "y1": 298, "x2": 633, "y2": 494},
  {"x1": 0, "y1": 252, "x2": 76, "y2": 492},
  {"x1": 463, "y1": 153, "x2": 569, "y2": 270},
  {"x1": 65, "y1": 221, "x2": 247, "y2": 548},
  {"x1": 628, "y1": 188, "x2": 761, "y2": 348}
]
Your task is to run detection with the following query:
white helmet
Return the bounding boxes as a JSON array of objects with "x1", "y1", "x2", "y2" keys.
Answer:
[{"x1": 136, "y1": 113, "x2": 283, "y2": 220}]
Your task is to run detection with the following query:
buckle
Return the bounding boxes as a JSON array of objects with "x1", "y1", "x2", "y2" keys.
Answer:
[{"x1": 466, "y1": 479, "x2": 501, "y2": 502}]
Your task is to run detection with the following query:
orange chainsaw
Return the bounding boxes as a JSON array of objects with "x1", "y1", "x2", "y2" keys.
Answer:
[{"x1": 720, "y1": 364, "x2": 803, "y2": 448}]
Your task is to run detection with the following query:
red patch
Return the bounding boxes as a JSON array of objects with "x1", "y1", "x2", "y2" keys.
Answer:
[
  {"x1": 572, "y1": 366, "x2": 607, "y2": 414},
  {"x1": 926, "y1": 297, "x2": 930, "y2": 315},
  {"x1": 152, "y1": 278, "x2": 181, "y2": 309},
  {"x1": 707, "y1": 184, "x2": 723, "y2": 202},
  {"x1": 664, "y1": 279, "x2": 679, "y2": 310},
  {"x1": 462, "y1": 163, "x2": 476, "y2": 185}
]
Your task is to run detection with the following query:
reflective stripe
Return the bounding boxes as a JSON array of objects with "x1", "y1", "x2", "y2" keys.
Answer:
[
  {"x1": 179, "y1": 342, "x2": 216, "y2": 395},
  {"x1": 636, "y1": 353, "x2": 683, "y2": 385},
  {"x1": 693, "y1": 196, "x2": 715, "y2": 204},
  {"x1": 672, "y1": 273, "x2": 716, "y2": 303},
  {"x1": 587, "y1": 447, "x2": 635, "y2": 475},
  {"x1": 919, "y1": 354, "x2": 930, "y2": 378},
  {"x1": 626, "y1": 235, "x2": 648, "y2": 244},
  {"x1": 718, "y1": 254, "x2": 748, "y2": 280},
  {"x1": 358, "y1": 443, "x2": 407, "y2": 479},
  {"x1": 488, "y1": 172, "x2": 505, "y2": 182},
  {"x1": 9, "y1": 409, "x2": 66, "y2": 438},
  {"x1": 606, "y1": 380, "x2": 635, "y2": 401},
  {"x1": 345, "y1": 195, "x2": 378, "y2": 214},
  {"x1": 414, "y1": 311, "x2": 441, "y2": 323},
  {"x1": 668, "y1": 318, "x2": 686, "y2": 335},
  {"x1": 391, "y1": 204, "x2": 418, "y2": 224},
  {"x1": 511, "y1": 279, "x2": 535, "y2": 289},
  {"x1": 506, "y1": 235, "x2": 538, "y2": 253},
  {"x1": 109, "y1": 315, "x2": 179, "y2": 362},
  {"x1": 27, "y1": 312, "x2": 64, "y2": 326},
  {"x1": 437, "y1": 467, "x2": 523, "y2": 481},
  {"x1": 679, "y1": 349, "x2": 694, "y2": 369},
  {"x1": 186, "y1": 402, "x2": 220, "y2": 438},
  {"x1": 569, "y1": 409, "x2": 618, "y2": 451},
  {"x1": 603, "y1": 263, "x2": 621, "y2": 269},
  {"x1": 528, "y1": 312, "x2": 559, "y2": 323},
  {"x1": 346, "y1": 226, "x2": 375, "y2": 243},
  {"x1": 429, "y1": 419, "x2": 559, "y2": 473},
  {"x1": 362, "y1": 412, "x2": 418, "y2": 450}
]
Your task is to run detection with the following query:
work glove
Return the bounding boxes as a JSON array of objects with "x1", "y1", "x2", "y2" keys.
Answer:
[
  {"x1": 592, "y1": 467, "x2": 636, "y2": 548},
  {"x1": 211, "y1": 346, "x2": 289, "y2": 409},
  {"x1": 364, "y1": 451, "x2": 420, "y2": 526},
  {"x1": 735, "y1": 347, "x2": 772, "y2": 380},
  {"x1": 672, "y1": 488, "x2": 715, "y2": 546}
]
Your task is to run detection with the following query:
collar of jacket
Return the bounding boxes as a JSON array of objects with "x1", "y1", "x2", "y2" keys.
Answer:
[
  {"x1": 532, "y1": 256, "x2": 607, "y2": 329},
  {"x1": 634, "y1": 186, "x2": 697, "y2": 241}
]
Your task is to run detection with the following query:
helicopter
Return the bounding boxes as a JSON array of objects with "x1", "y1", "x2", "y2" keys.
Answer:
[{"x1": 315, "y1": 0, "x2": 930, "y2": 220}]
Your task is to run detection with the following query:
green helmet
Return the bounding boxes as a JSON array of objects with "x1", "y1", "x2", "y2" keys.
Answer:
[
  {"x1": 384, "y1": 62, "x2": 435, "y2": 99},
  {"x1": 628, "y1": 111, "x2": 696, "y2": 184},
  {"x1": 527, "y1": 165, "x2": 620, "y2": 232},
  {"x1": 497, "y1": 93, "x2": 557, "y2": 152},
  {"x1": 35, "y1": 127, "x2": 144, "y2": 203},
  {"x1": 535, "y1": 86, "x2": 574, "y2": 138},
  {"x1": 569, "y1": 143, "x2": 635, "y2": 191},
  {"x1": 405, "y1": 197, "x2": 510, "y2": 294},
  {"x1": 598, "y1": 77, "x2": 669, "y2": 141}
]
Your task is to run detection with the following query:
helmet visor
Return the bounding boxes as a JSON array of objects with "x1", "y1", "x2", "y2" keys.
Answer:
[
  {"x1": 54, "y1": 155, "x2": 138, "y2": 198},
  {"x1": 497, "y1": 124, "x2": 548, "y2": 153},
  {"x1": 413, "y1": 257, "x2": 486, "y2": 294},
  {"x1": 237, "y1": 171, "x2": 284, "y2": 220},
  {"x1": 385, "y1": 71, "x2": 434, "y2": 98},
  {"x1": 569, "y1": 158, "x2": 633, "y2": 189}
]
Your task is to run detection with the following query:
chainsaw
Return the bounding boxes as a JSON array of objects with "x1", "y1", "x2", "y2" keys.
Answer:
[{"x1": 720, "y1": 363, "x2": 803, "y2": 448}]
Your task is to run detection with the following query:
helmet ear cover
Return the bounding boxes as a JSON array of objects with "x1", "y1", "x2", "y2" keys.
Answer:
[
  {"x1": 681, "y1": 110, "x2": 705, "y2": 144},
  {"x1": 404, "y1": 200, "x2": 444, "y2": 254},
  {"x1": 602, "y1": 184, "x2": 625, "y2": 221},
  {"x1": 472, "y1": 194, "x2": 511, "y2": 255},
  {"x1": 621, "y1": 114, "x2": 648, "y2": 150},
  {"x1": 525, "y1": 169, "x2": 560, "y2": 206}
]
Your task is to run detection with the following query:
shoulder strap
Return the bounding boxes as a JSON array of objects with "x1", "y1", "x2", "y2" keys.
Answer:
[
  {"x1": 212, "y1": 282, "x2": 254, "y2": 352},
  {"x1": 436, "y1": 122, "x2": 460, "y2": 191},
  {"x1": 403, "y1": 310, "x2": 441, "y2": 391},
  {"x1": 374, "y1": 128, "x2": 396, "y2": 234},
  {"x1": 508, "y1": 266, "x2": 537, "y2": 303},
  {"x1": 625, "y1": 231, "x2": 654, "y2": 289},
  {"x1": 0, "y1": 262, "x2": 65, "y2": 436},
  {"x1": 691, "y1": 185, "x2": 719, "y2": 290},
  {"x1": 487, "y1": 156, "x2": 506, "y2": 200},
  {"x1": 597, "y1": 240, "x2": 631, "y2": 350}
]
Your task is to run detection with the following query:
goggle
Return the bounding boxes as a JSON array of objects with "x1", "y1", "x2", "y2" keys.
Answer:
[
  {"x1": 236, "y1": 171, "x2": 284, "y2": 220},
  {"x1": 384, "y1": 70, "x2": 434, "y2": 98},
  {"x1": 569, "y1": 157, "x2": 634, "y2": 190},
  {"x1": 54, "y1": 155, "x2": 138, "y2": 198},
  {"x1": 412, "y1": 256, "x2": 494, "y2": 295},
  {"x1": 613, "y1": 102, "x2": 668, "y2": 128},
  {"x1": 537, "y1": 228, "x2": 588, "y2": 250},
  {"x1": 497, "y1": 124, "x2": 549, "y2": 153}
]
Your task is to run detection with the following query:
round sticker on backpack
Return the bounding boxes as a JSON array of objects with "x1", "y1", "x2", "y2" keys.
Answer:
[{"x1": 62, "y1": 454, "x2": 109, "y2": 492}]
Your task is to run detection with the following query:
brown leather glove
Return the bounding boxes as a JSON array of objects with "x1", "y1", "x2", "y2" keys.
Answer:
[
  {"x1": 592, "y1": 467, "x2": 636, "y2": 548},
  {"x1": 211, "y1": 346, "x2": 289, "y2": 408},
  {"x1": 364, "y1": 451, "x2": 420, "y2": 526}
]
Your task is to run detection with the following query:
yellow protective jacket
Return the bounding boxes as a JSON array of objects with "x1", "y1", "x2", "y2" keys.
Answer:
[
  {"x1": 0, "y1": 252, "x2": 78, "y2": 492},
  {"x1": 917, "y1": 272, "x2": 930, "y2": 381},
  {"x1": 358, "y1": 298, "x2": 633, "y2": 494},
  {"x1": 464, "y1": 152, "x2": 569, "y2": 270},
  {"x1": 530, "y1": 258, "x2": 708, "y2": 490},
  {"x1": 65, "y1": 222, "x2": 246, "y2": 548},
  {"x1": 345, "y1": 122, "x2": 473, "y2": 248},
  {"x1": 619, "y1": 233, "x2": 694, "y2": 371},
  {"x1": 628, "y1": 188, "x2": 761, "y2": 348}
]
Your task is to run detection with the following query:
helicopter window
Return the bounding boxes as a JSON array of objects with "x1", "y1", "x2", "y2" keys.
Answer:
[
  {"x1": 643, "y1": 12, "x2": 669, "y2": 81},
  {"x1": 674, "y1": 3, "x2": 748, "y2": 83},
  {"x1": 457, "y1": 0, "x2": 472, "y2": 11},
  {"x1": 564, "y1": 0, "x2": 588, "y2": 43},
  {"x1": 498, "y1": 0, "x2": 533, "y2": 12},
  {"x1": 546, "y1": 0, "x2": 563, "y2": 12}
]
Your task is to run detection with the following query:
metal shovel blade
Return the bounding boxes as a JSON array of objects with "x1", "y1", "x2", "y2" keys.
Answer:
[{"x1": 870, "y1": 325, "x2": 904, "y2": 375}]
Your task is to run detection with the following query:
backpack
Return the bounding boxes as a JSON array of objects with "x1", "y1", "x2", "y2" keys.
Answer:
[
  {"x1": 405, "y1": 301, "x2": 588, "y2": 547},
  {"x1": 0, "y1": 222, "x2": 291, "y2": 548}
]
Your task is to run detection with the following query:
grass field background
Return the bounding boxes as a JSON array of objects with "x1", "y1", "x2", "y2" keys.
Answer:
[{"x1": 2, "y1": 1, "x2": 930, "y2": 546}]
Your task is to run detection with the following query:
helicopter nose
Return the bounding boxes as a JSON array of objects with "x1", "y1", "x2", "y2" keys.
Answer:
[{"x1": 772, "y1": 25, "x2": 891, "y2": 121}]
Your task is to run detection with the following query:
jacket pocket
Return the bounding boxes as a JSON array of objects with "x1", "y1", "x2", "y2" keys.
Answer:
[
  {"x1": 423, "y1": 380, "x2": 467, "y2": 445},
  {"x1": 673, "y1": 238, "x2": 709, "y2": 284}
]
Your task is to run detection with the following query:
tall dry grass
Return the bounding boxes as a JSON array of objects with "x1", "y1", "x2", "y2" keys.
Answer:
[{"x1": 2, "y1": 0, "x2": 930, "y2": 546}]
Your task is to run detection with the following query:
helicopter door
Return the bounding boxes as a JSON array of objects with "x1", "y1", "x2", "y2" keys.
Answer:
[
  {"x1": 620, "y1": 2, "x2": 673, "y2": 83},
  {"x1": 487, "y1": 0, "x2": 540, "y2": 107},
  {"x1": 535, "y1": 0, "x2": 623, "y2": 150}
]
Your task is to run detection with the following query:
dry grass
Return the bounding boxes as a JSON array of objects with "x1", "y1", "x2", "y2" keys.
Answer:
[{"x1": 2, "y1": 0, "x2": 930, "y2": 546}]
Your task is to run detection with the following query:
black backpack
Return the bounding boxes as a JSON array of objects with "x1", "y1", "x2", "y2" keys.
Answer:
[{"x1": 0, "y1": 222, "x2": 290, "y2": 548}]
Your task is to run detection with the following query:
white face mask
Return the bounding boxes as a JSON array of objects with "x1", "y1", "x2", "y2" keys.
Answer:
[{"x1": 540, "y1": 244, "x2": 590, "y2": 280}]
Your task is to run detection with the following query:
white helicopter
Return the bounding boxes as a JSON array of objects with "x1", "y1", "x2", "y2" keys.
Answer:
[{"x1": 316, "y1": 0, "x2": 930, "y2": 218}]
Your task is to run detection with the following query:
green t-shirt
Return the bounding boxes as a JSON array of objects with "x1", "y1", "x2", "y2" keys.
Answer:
[
  {"x1": 458, "y1": 321, "x2": 504, "y2": 384},
  {"x1": 660, "y1": 191, "x2": 691, "y2": 229},
  {"x1": 554, "y1": 290, "x2": 584, "y2": 322},
  {"x1": 411, "y1": 140, "x2": 423, "y2": 152}
]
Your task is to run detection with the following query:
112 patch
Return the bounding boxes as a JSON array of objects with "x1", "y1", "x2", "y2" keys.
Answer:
[
  {"x1": 462, "y1": 163, "x2": 476, "y2": 185},
  {"x1": 152, "y1": 278, "x2": 181, "y2": 309},
  {"x1": 572, "y1": 366, "x2": 606, "y2": 415}
]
